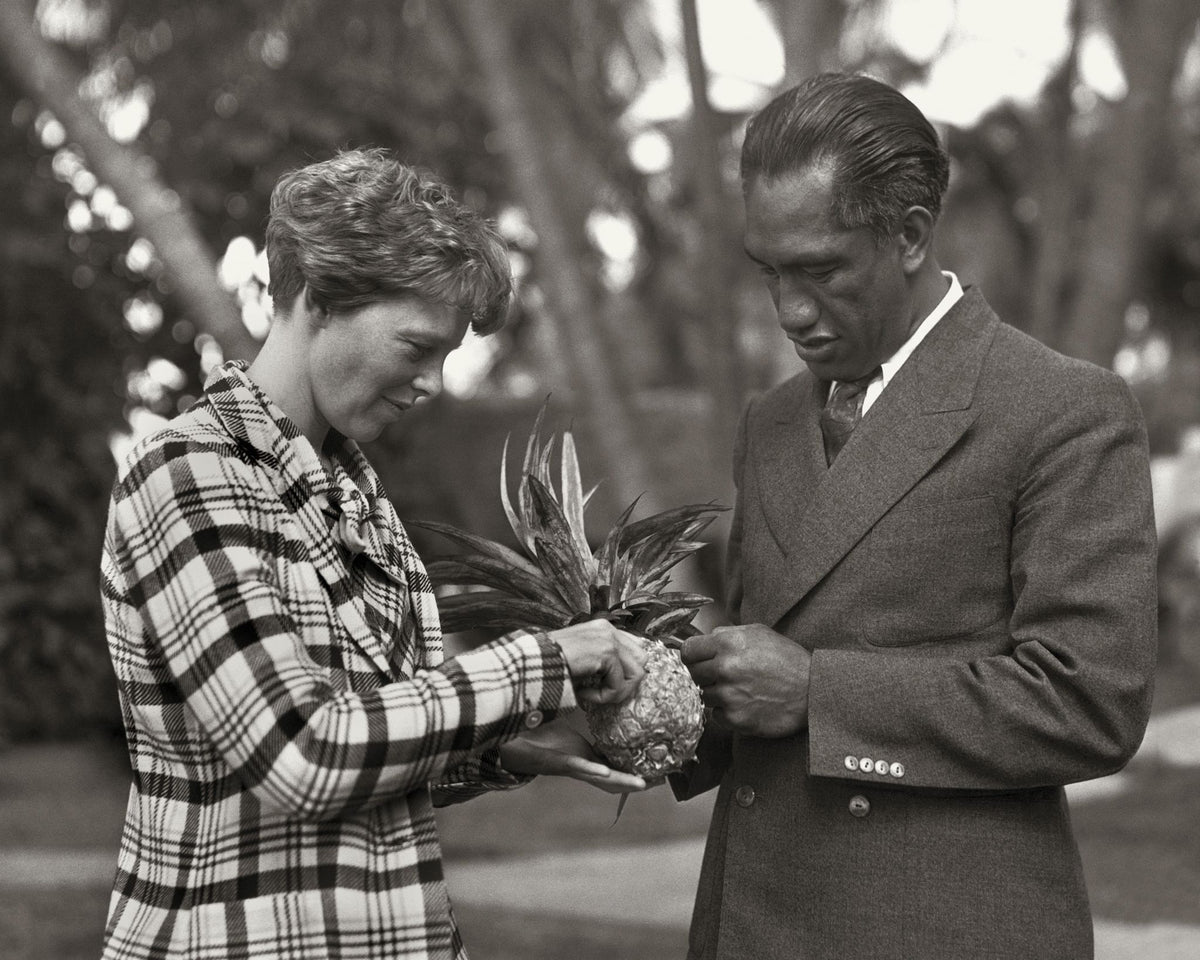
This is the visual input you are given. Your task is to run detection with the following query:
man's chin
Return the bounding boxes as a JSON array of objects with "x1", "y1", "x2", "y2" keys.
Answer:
[{"x1": 800, "y1": 358, "x2": 846, "y2": 382}]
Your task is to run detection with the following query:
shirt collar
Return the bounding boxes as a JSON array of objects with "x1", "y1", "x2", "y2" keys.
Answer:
[
  {"x1": 878, "y1": 271, "x2": 963, "y2": 388},
  {"x1": 201, "y1": 360, "x2": 382, "y2": 510}
]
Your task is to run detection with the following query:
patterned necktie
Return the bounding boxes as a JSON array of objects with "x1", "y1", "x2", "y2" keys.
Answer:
[{"x1": 819, "y1": 368, "x2": 880, "y2": 465}]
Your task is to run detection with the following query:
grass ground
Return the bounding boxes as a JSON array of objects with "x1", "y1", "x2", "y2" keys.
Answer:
[{"x1": 1, "y1": 666, "x2": 1197, "y2": 960}]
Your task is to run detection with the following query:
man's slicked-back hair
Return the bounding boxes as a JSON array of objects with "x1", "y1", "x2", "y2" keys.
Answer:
[
  {"x1": 740, "y1": 73, "x2": 950, "y2": 244},
  {"x1": 266, "y1": 147, "x2": 513, "y2": 334}
]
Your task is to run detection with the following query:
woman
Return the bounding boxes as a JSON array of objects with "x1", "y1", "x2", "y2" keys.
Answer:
[{"x1": 101, "y1": 148, "x2": 647, "y2": 959}]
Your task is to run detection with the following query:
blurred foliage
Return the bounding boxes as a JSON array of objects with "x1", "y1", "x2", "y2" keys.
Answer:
[
  {"x1": 1, "y1": 0, "x2": 1199, "y2": 740},
  {"x1": 0, "y1": 80, "x2": 127, "y2": 740}
]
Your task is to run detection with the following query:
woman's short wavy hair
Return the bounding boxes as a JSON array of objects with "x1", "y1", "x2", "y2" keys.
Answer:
[
  {"x1": 740, "y1": 73, "x2": 950, "y2": 245},
  {"x1": 266, "y1": 148, "x2": 512, "y2": 334}
]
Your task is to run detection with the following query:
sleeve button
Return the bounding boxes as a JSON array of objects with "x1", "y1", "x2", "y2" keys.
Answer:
[{"x1": 889, "y1": 761, "x2": 905, "y2": 778}]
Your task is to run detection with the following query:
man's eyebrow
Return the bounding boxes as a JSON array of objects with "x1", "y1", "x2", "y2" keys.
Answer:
[{"x1": 744, "y1": 247, "x2": 840, "y2": 269}]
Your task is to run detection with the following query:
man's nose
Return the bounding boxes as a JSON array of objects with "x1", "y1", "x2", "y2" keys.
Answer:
[{"x1": 778, "y1": 282, "x2": 819, "y2": 331}]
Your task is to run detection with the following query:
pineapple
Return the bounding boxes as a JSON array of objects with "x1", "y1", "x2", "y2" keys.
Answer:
[{"x1": 409, "y1": 405, "x2": 724, "y2": 779}]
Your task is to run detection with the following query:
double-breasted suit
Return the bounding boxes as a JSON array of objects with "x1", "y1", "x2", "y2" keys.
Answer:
[{"x1": 677, "y1": 288, "x2": 1158, "y2": 959}]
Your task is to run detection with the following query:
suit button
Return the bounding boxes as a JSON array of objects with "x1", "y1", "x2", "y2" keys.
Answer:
[
  {"x1": 848, "y1": 794, "x2": 871, "y2": 818},
  {"x1": 735, "y1": 785, "x2": 756, "y2": 808},
  {"x1": 524, "y1": 710, "x2": 544, "y2": 729}
]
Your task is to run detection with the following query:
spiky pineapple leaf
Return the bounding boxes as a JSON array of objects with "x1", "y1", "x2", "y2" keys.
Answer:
[
  {"x1": 525, "y1": 475, "x2": 594, "y2": 608},
  {"x1": 619, "y1": 503, "x2": 727, "y2": 552},
  {"x1": 642, "y1": 606, "x2": 701, "y2": 636},
  {"x1": 517, "y1": 403, "x2": 550, "y2": 538},
  {"x1": 415, "y1": 403, "x2": 727, "y2": 640},
  {"x1": 424, "y1": 557, "x2": 570, "y2": 613},
  {"x1": 560, "y1": 431, "x2": 592, "y2": 563},
  {"x1": 436, "y1": 590, "x2": 568, "y2": 633},
  {"x1": 608, "y1": 551, "x2": 636, "y2": 605},
  {"x1": 625, "y1": 525, "x2": 690, "y2": 584},
  {"x1": 536, "y1": 434, "x2": 557, "y2": 496},
  {"x1": 640, "y1": 541, "x2": 709, "y2": 587},
  {"x1": 405, "y1": 519, "x2": 541, "y2": 576},
  {"x1": 527, "y1": 476, "x2": 583, "y2": 557},
  {"x1": 533, "y1": 535, "x2": 591, "y2": 614},
  {"x1": 499, "y1": 434, "x2": 536, "y2": 557},
  {"x1": 622, "y1": 591, "x2": 711, "y2": 610},
  {"x1": 595, "y1": 495, "x2": 641, "y2": 588}
]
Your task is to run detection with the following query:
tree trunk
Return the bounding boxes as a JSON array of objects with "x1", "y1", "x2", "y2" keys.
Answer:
[
  {"x1": 454, "y1": 0, "x2": 663, "y2": 516},
  {"x1": 770, "y1": 0, "x2": 847, "y2": 85},
  {"x1": 0, "y1": 0, "x2": 257, "y2": 361},
  {"x1": 1025, "y1": 0, "x2": 1085, "y2": 348},
  {"x1": 1057, "y1": 0, "x2": 1200, "y2": 366},
  {"x1": 679, "y1": 0, "x2": 744, "y2": 474}
]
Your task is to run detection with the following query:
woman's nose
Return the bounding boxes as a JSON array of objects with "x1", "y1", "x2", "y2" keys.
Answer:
[{"x1": 412, "y1": 359, "x2": 444, "y2": 400}]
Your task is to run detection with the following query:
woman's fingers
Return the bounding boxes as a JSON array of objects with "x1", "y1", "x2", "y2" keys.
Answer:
[
  {"x1": 551, "y1": 621, "x2": 647, "y2": 704},
  {"x1": 499, "y1": 725, "x2": 649, "y2": 793}
]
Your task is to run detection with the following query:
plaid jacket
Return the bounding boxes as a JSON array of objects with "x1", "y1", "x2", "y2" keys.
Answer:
[{"x1": 101, "y1": 362, "x2": 574, "y2": 960}]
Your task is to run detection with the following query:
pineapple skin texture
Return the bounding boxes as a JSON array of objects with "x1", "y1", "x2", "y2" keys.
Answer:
[{"x1": 583, "y1": 637, "x2": 704, "y2": 778}]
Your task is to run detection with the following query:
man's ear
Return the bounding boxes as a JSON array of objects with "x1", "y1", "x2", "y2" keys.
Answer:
[{"x1": 897, "y1": 205, "x2": 936, "y2": 276}]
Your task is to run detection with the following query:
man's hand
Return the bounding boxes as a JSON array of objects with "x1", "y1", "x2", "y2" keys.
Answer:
[
  {"x1": 681, "y1": 624, "x2": 811, "y2": 738},
  {"x1": 498, "y1": 718, "x2": 649, "y2": 794}
]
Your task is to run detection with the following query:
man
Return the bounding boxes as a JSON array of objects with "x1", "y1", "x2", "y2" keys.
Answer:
[{"x1": 676, "y1": 73, "x2": 1157, "y2": 960}]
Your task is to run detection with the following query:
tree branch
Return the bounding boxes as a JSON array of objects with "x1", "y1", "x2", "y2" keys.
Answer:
[{"x1": 0, "y1": 0, "x2": 258, "y2": 361}]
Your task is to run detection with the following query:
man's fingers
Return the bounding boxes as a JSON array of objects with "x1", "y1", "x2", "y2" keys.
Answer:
[
  {"x1": 681, "y1": 633, "x2": 720, "y2": 665},
  {"x1": 685, "y1": 658, "x2": 722, "y2": 688}
]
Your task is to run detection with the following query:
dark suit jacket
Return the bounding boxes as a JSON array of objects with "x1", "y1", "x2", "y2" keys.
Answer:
[{"x1": 678, "y1": 288, "x2": 1158, "y2": 960}]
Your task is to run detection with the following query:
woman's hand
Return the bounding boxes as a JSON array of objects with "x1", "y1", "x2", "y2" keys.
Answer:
[
  {"x1": 545, "y1": 620, "x2": 646, "y2": 706},
  {"x1": 498, "y1": 718, "x2": 648, "y2": 794}
]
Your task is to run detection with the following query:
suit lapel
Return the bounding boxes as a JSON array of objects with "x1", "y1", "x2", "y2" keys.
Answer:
[{"x1": 754, "y1": 289, "x2": 998, "y2": 627}]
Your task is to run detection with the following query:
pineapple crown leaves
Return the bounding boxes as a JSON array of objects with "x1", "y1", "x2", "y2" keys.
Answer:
[{"x1": 410, "y1": 402, "x2": 729, "y2": 637}]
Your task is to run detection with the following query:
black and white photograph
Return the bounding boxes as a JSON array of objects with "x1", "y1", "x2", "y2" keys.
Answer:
[{"x1": 1, "y1": 1, "x2": 1198, "y2": 958}]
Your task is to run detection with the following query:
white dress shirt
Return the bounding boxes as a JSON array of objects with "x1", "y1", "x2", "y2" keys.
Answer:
[{"x1": 857, "y1": 271, "x2": 963, "y2": 415}]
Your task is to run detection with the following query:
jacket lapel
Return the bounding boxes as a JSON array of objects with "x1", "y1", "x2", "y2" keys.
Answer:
[
  {"x1": 754, "y1": 289, "x2": 998, "y2": 628},
  {"x1": 339, "y1": 441, "x2": 446, "y2": 673},
  {"x1": 204, "y1": 364, "x2": 396, "y2": 680}
]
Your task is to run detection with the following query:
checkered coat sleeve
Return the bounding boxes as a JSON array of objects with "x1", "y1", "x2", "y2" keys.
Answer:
[{"x1": 101, "y1": 364, "x2": 575, "y2": 960}]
